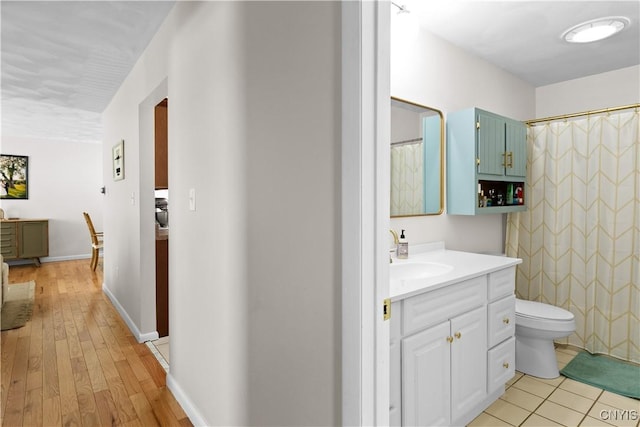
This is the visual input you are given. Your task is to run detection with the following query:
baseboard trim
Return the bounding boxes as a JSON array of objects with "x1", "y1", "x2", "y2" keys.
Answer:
[
  {"x1": 43, "y1": 254, "x2": 93, "y2": 262},
  {"x1": 5, "y1": 254, "x2": 96, "y2": 265},
  {"x1": 166, "y1": 373, "x2": 208, "y2": 426},
  {"x1": 101, "y1": 282, "x2": 158, "y2": 343}
]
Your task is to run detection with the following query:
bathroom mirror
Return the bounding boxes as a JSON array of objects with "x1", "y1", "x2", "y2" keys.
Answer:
[{"x1": 390, "y1": 97, "x2": 444, "y2": 217}]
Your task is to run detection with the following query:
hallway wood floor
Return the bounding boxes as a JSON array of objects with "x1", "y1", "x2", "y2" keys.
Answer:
[{"x1": 1, "y1": 260, "x2": 192, "y2": 426}]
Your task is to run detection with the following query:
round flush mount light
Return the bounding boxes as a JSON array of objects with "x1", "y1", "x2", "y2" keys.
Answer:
[{"x1": 562, "y1": 16, "x2": 630, "y2": 43}]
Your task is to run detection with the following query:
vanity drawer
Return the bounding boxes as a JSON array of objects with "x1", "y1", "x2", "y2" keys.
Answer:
[
  {"x1": 488, "y1": 267, "x2": 515, "y2": 301},
  {"x1": 488, "y1": 294, "x2": 516, "y2": 348},
  {"x1": 402, "y1": 275, "x2": 487, "y2": 336},
  {"x1": 487, "y1": 337, "x2": 515, "y2": 394}
]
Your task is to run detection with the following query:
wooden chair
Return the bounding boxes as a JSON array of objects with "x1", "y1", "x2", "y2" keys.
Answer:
[{"x1": 83, "y1": 212, "x2": 104, "y2": 271}]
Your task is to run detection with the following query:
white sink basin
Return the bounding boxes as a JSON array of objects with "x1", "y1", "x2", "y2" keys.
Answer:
[{"x1": 391, "y1": 261, "x2": 453, "y2": 281}]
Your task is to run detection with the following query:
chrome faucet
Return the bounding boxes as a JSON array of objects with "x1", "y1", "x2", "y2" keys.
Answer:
[{"x1": 389, "y1": 229, "x2": 400, "y2": 263}]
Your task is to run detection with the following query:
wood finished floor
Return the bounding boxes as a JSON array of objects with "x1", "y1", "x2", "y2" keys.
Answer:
[{"x1": 1, "y1": 259, "x2": 192, "y2": 427}]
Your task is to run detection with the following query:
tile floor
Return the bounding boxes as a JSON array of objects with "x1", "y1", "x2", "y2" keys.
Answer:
[
  {"x1": 147, "y1": 336, "x2": 170, "y2": 372},
  {"x1": 145, "y1": 339, "x2": 639, "y2": 426},
  {"x1": 469, "y1": 346, "x2": 640, "y2": 427}
]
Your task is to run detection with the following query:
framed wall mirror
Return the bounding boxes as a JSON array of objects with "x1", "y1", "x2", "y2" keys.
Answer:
[{"x1": 390, "y1": 97, "x2": 444, "y2": 217}]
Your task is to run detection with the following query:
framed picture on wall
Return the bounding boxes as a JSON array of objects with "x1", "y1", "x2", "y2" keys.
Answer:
[
  {"x1": 0, "y1": 154, "x2": 29, "y2": 199},
  {"x1": 113, "y1": 140, "x2": 125, "y2": 181}
]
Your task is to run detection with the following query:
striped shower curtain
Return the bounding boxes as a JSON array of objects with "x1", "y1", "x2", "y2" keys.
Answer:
[
  {"x1": 506, "y1": 108, "x2": 639, "y2": 364},
  {"x1": 390, "y1": 142, "x2": 424, "y2": 216}
]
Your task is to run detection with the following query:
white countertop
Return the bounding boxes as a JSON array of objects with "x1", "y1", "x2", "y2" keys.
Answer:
[{"x1": 390, "y1": 242, "x2": 522, "y2": 301}]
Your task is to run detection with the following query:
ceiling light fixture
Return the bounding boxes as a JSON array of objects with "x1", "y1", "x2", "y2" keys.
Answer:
[
  {"x1": 391, "y1": 2, "x2": 410, "y2": 15},
  {"x1": 562, "y1": 16, "x2": 630, "y2": 43}
]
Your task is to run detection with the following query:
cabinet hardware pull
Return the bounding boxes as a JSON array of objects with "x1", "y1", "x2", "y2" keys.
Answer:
[
  {"x1": 446, "y1": 336, "x2": 454, "y2": 343},
  {"x1": 503, "y1": 362, "x2": 509, "y2": 369},
  {"x1": 454, "y1": 332, "x2": 461, "y2": 339},
  {"x1": 503, "y1": 318, "x2": 510, "y2": 324},
  {"x1": 507, "y1": 152, "x2": 514, "y2": 168},
  {"x1": 502, "y1": 152, "x2": 507, "y2": 167}
]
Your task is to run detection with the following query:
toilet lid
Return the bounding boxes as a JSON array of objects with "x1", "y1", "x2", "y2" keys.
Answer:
[{"x1": 516, "y1": 299, "x2": 574, "y2": 321}]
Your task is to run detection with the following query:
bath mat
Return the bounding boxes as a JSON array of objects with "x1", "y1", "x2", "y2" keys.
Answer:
[
  {"x1": 1, "y1": 280, "x2": 36, "y2": 331},
  {"x1": 560, "y1": 351, "x2": 640, "y2": 399}
]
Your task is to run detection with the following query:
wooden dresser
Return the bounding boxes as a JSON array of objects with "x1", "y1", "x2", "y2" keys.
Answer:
[{"x1": 0, "y1": 219, "x2": 49, "y2": 266}]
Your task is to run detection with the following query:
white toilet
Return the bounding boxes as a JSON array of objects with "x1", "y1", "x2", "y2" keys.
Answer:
[{"x1": 515, "y1": 298, "x2": 576, "y2": 379}]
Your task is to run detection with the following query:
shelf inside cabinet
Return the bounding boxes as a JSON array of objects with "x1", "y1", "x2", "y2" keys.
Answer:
[{"x1": 478, "y1": 180, "x2": 525, "y2": 209}]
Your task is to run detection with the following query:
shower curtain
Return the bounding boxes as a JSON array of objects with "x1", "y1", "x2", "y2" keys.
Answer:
[
  {"x1": 506, "y1": 109, "x2": 639, "y2": 364},
  {"x1": 390, "y1": 142, "x2": 424, "y2": 216}
]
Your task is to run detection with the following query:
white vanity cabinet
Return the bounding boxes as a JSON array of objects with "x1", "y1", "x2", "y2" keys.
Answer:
[
  {"x1": 390, "y1": 266, "x2": 517, "y2": 427},
  {"x1": 486, "y1": 268, "x2": 517, "y2": 394}
]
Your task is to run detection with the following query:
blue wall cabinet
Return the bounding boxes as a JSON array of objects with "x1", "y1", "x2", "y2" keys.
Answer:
[{"x1": 447, "y1": 108, "x2": 527, "y2": 215}]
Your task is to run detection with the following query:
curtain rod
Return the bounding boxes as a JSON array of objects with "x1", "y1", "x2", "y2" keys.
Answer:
[
  {"x1": 391, "y1": 137, "x2": 422, "y2": 147},
  {"x1": 525, "y1": 103, "x2": 640, "y2": 125}
]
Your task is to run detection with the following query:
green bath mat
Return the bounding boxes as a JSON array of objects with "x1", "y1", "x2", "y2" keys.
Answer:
[{"x1": 560, "y1": 351, "x2": 640, "y2": 399}]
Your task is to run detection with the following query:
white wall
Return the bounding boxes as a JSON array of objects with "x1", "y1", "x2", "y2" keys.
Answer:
[
  {"x1": 536, "y1": 65, "x2": 640, "y2": 117},
  {"x1": 0, "y1": 136, "x2": 103, "y2": 260},
  {"x1": 101, "y1": 0, "x2": 175, "y2": 340},
  {"x1": 100, "y1": 4, "x2": 638, "y2": 425},
  {"x1": 390, "y1": 25, "x2": 536, "y2": 254},
  {"x1": 102, "y1": 2, "x2": 340, "y2": 425},
  {"x1": 242, "y1": 3, "x2": 340, "y2": 424}
]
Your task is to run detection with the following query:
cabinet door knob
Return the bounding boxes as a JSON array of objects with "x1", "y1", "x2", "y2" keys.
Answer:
[
  {"x1": 503, "y1": 317, "x2": 510, "y2": 324},
  {"x1": 446, "y1": 336, "x2": 454, "y2": 343},
  {"x1": 454, "y1": 332, "x2": 461, "y2": 339},
  {"x1": 503, "y1": 362, "x2": 510, "y2": 369}
]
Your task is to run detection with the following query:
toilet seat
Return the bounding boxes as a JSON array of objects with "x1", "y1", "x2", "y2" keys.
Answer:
[
  {"x1": 515, "y1": 299, "x2": 575, "y2": 332},
  {"x1": 516, "y1": 299, "x2": 574, "y2": 321}
]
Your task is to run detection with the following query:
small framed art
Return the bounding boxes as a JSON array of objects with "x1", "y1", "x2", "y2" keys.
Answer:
[{"x1": 113, "y1": 140, "x2": 125, "y2": 181}]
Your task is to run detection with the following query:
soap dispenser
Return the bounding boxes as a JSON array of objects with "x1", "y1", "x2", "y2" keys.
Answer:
[{"x1": 397, "y1": 229, "x2": 409, "y2": 259}]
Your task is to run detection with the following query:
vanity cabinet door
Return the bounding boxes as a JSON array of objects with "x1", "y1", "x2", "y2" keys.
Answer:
[
  {"x1": 477, "y1": 114, "x2": 527, "y2": 179},
  {"x1": 505, "y1": 120, "x2": 527, "y2": 178},
  {"x1": 450, "y1": 306, "x2": 487, "y2": 422},
  {"x1": 477, "y1": 112, "x2": 506, "y2": 176},
  {"x1": 390, "y1": 302, "x2": 402, "y2": 427},
  {"x1": 402, "y1": 321, "x2": 451, "y2": 427}
]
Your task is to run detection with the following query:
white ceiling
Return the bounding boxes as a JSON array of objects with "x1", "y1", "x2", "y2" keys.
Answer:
[
  {"x1": 1, "y1": 1, "x2": 175, "y2": 143},
  {"x1": 1, "y1": 1, "x2": 638, "y2": 143},
  {"x1": 405, "y1": 0, "x2": 640, "y2": 87}
]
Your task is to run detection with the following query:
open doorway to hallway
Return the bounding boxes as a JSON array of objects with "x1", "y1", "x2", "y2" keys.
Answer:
[{"x1": 152, "y1": 97, "x2": 170, "y2": 371}]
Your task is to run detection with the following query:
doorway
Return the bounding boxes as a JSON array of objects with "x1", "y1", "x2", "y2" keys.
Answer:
[
  {"x1": 151, "y1": 97, "x2": 170, "y2": 368},
  {"x1": 154, "y1": 98, "x2": 169, "y2": 338}
]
